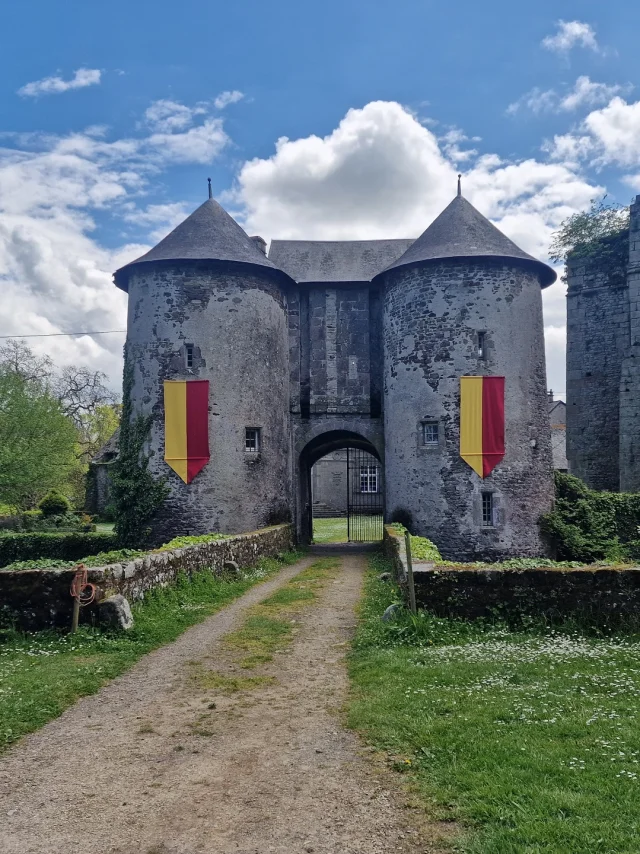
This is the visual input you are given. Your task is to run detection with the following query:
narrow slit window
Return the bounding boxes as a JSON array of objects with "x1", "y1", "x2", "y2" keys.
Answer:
[
  {"x1": 245, "y1": 428, "x2": 261, "y2": 453},
  {"x1": 360, "y1": 465, "x2": 379, "y2": 493},
  {"x1": 422, "y1": 422, "x2": 439, "y2": 446},
  {"x1": 185, "y1": 344, "x2": 195, "y2": 369},
  {"x1": 478, "y1": 332, "x2": 486, "y2": 359},
  {"x1": 481, "y1": 492, "x2": 494, "y2": 527}
]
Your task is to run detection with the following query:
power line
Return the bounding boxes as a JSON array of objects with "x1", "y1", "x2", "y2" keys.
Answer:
[{"x1": 0, "y1": 330, "x2": 125, "y2": 339}]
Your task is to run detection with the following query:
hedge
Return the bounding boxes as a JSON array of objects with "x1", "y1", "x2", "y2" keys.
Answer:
[{"x1": 0, "y1": 532, "x2": 118, "y2": 568}]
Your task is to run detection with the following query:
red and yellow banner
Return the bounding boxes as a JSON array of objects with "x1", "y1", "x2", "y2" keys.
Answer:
[
  {"x1": 460, "y1": 376, "x2": 505, "y2": 478},
  {"x1": 164, "y1": 380, "x2": 210, "y2": 483}
]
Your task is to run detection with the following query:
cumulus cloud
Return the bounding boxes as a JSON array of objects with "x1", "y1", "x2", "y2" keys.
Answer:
[
  {"x1": 0, "y1": 98, "x2": 232, "y2": 388},
  {"x1": 541, "y1": 20, "x2": 601, "y2": 54},
  {"x1": 18, "y1": 68, "x2": 102, "y2": 98},
  {"x1": 231, "y1": 100, "x2": 604, "y2": 396},
  {"x1": 508, "y1": 77, "x2": 629, "y2": 116},
  {"x1": 214, "y1": 90, "x2": 245, "y2": 109},
  {"x1": 545, "y1": 95, "x2": 640, "y2": 177}
]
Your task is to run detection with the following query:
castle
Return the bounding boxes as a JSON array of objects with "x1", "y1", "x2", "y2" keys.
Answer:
[
  {"x1": 566, "y1": 195, "x2": 640, "y2": 493},
  {"x1": 114, "y1": 183, "x2": 556, "y2": 560}
]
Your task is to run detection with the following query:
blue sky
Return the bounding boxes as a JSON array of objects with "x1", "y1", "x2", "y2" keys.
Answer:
[{"x1": 1, "y1": 1, "x2": 638, "y2": 395}]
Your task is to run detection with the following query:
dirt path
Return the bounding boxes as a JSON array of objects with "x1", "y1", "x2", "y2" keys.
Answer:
[{"x1": 0, "y1": 553, "x2": 436, "y2": 854}]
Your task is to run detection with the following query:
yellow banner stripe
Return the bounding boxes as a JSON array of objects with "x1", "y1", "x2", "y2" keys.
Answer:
[
  {"x1": 460, "y1": 376, "x2": 484, "y2": 477},
  {"x1": 164, "y1": 381, "x2": 188, "y2": 483}
]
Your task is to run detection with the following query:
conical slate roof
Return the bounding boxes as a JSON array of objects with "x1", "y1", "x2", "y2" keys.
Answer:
[
  {"x1": 380, "y1": 194, "x2": 557, "y2": 287},
  {"x1": 114, "y1": 197, "x2": 288, "y2": 290}
]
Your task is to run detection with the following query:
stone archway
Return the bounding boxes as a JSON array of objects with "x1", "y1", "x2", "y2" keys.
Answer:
[{"x1": 298, "y1": 430, "x2": 383, "y2": 545}]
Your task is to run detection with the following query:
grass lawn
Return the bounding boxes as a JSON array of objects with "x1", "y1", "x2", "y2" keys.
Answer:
[
  {"x1": 0, "y1": 551, "x2": 302, "y2": 754},
  {"x1": 348, "y1": 553, "x2": 640, "y2": 853},
  {"x1": 313, "y1": 516, "x2": 348, "y2": 543},
  {"x1": 94, "y1": 522, "x2": 115, "y2": 533}
]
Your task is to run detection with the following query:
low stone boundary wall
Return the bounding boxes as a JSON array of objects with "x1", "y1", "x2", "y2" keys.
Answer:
[
  {"x1": 383, "y1": 526, "x2": 640, "y2": 625},
  {"x1": 0, "y1": 524, "x2": 294, "y2": 630}
]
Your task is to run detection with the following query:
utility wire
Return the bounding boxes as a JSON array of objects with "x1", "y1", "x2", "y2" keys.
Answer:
[{"x1": 0, "y1": 330, "x2": 125, "y2": 339}]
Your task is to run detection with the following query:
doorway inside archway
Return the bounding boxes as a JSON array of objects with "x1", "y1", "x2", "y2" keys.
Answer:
[{"x1": 299, "y1": 431, "x2": 384, "y2": 545}]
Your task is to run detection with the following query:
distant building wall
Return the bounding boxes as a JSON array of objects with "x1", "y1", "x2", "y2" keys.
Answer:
[{"x1": 311, "y1": 449, "x2": 382, "y2": 516}]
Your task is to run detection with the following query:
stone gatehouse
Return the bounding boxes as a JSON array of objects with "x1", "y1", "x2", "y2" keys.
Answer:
[{"x1": 114, "y1": 184, "x2": 555, "y2": 560}]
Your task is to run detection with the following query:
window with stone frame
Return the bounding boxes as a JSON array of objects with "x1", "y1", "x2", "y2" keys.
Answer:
[
  {"x1": 245, "y1": 428, "x2": 261, "y2": 454},
  {"x1": 185, "y1": 344, "x2": 195, "y2": 369},
  {"x1": 422, "y1": 421, "x2": 439, "y2": 446},
  {"x1": 481, "y1": 491, "x2": 494, "y2": 527}
]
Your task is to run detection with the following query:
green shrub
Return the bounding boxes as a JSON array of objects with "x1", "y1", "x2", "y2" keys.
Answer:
[
  {"x1": 0, "y1": 504, "x2": 17, "y2": 517},
  {"x1": 38, "y1": 490, "x2": 71, "y2": 517},
  {"x1": 540, "y1": 472, "x2": 640, "y2": 562},
  {"x1": 0, "y1": 532, "x2": 118, "y2": 568}
]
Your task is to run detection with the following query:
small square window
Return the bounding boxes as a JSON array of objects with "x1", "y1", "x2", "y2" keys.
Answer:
[
  {"x1": 481, "y1": 492, "x2": 494, "y2": 527},
  {"x1": 185, "y1": 344, "x2": 195, "y2": 369},
  {"x1": 245, "y1": 428, "x2": 261, "y2": 453},
  {"x1": 422, "y1": 422, "x2": 439, "y2": 446},
  {"x1": 478, "y1": 332, "x2": 486, "y2": 359}
]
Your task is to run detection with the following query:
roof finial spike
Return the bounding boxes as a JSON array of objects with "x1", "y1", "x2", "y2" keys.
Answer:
[
  {"x1": 207, "y1": 177, "x2": 212, "y2": 199},
  {"x1": 457, "y1": 173, "x2": 462, "y2": 197}
]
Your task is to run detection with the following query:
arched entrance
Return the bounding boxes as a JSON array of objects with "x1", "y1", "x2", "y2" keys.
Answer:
[{"x1": 298, "y1": 430, "x2": 384, "y2": 545}]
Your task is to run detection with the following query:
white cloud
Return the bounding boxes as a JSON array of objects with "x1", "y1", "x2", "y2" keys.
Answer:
[
  {"x1": 214, "y1": 90, "x2": 245, "y2": 109},
  {"x1": 144, "y1": 99, "x2": 207, "y2": 131},
  {"x1": 541, "y1": 20, "x2": 601, "y2": 54},
  {"x1": 232, "y1": 100, "x2": 605, "y2": 396},
  {"x1": 0, "y1": 99, "x2": 232, "y2": 388},
  {"x1": 18, "y1": 68, "x2": 102, "y2": 98},
  {"x1": 545, "y1": 96, "x2": 640, "y2": 174},
  {"x1": 508, "y1": 77, "x2": 629, "y2": 116},
  {"x1": 147, "y1": 119, "x2": 229, "y2": 164}
]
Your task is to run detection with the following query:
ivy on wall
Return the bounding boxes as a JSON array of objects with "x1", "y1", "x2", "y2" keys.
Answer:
[
  {"x1": 111, "y1": 358, "x2": 168, "y2": 547},
  {"x1": 540, "y1": 472, "x2": 640, "y2": 563}
]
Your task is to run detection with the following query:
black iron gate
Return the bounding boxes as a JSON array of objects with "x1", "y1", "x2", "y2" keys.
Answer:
[{"x1": 346, "y1": 447, "x2": 384, "y2": 542}]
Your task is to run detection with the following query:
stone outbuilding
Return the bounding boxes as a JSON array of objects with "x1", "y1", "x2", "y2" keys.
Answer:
[{"x1": 113, "y1": 183, "x2": 556, "y2": 560}]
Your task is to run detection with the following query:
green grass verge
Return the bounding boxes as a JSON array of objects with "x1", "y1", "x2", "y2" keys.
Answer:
[
  {"x1": 0, "y1": 550, "x2": 303, "y2": 754},
  {"x1": 348, "y1": 552, "x2": 640, "y2": 853},
  {"x1": 313, "y1": 516, "x2": 349, "y2": 543}
]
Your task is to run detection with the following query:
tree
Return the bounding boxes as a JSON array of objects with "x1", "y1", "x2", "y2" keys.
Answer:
[
  {"x1": 0, "y1": 340, "x2": 120, "y2": 508},
  {"x1": 550, "y1": 197, "x2": 631, "y2": 285},
  {"x1": 0, "y1": 370, "x2": 78, "y2": 508}
]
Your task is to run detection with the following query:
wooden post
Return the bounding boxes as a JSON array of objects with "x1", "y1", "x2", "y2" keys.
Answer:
[
  {"x1": 71, "y1": 595, "x2": 80, "y2": 633},
  {"x1": 404, "y1": 529, "x2": 417, "y2": 615}
]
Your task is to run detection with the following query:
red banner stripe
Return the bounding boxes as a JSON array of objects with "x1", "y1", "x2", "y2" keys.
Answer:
[
  {"x1": 185, "y1": 380, "x2": 210, "y2": 483},
  {"x1": 481, "y1": 376, "x2": 505, "y2": 477}
]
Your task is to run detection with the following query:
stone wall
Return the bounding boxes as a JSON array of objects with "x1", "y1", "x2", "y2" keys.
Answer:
[
  {"x1": 566, "y1": 194, "x2": 640, "y2": 493},
  {"x1": 566, "y1": 263, "x2": 629, "y2": 491},
  {"x1": 382, "y1": 260, "x2": 554, "y2": 560},
  {"x1": 383, "y1": 527, "x2": 640, "y2": 626},
  {"x1": 125, "y1": 262, "x2": 292, "y2": 543},
  {"x1": 0, "y1": 524, "x2": 294, "y2": 631}
]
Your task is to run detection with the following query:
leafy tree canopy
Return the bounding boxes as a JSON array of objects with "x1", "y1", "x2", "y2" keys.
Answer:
[
  {"x1": 0, "y1": 370, "x2": 78, "y2": 508},
  {"x1": 549, "y1": 197, "x2": 630, "y2": 285},
  {"x1": 0, "y1": 340, "x2": 121, "y2": 508}
]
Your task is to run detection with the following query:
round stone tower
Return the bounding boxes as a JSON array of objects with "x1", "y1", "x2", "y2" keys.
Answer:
[
  {"x1": 379, "y1": 189, "x2": 556, "y2": 560},
  {"x1": 114, "y1": 194, "x2": 293, "y2": 541}
]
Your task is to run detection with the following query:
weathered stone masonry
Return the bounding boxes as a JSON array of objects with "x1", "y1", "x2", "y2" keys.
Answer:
[
  {"x1": 113, "y1": 191, "x2": 556, "y2": 559},
  {"x1": 567, "y1": 194, "x2": 640, "y2": 492},
  {"x1": 0, "y1": 524, "x2": 294, "y2": 630}
]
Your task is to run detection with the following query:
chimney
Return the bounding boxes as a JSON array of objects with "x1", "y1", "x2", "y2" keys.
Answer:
[
  {"x1": 251, "y1": 235, "x2": 267, "y2": 255},
  {"x1": 548, "y1": 389, "x2": 554, "y2": 402}
]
